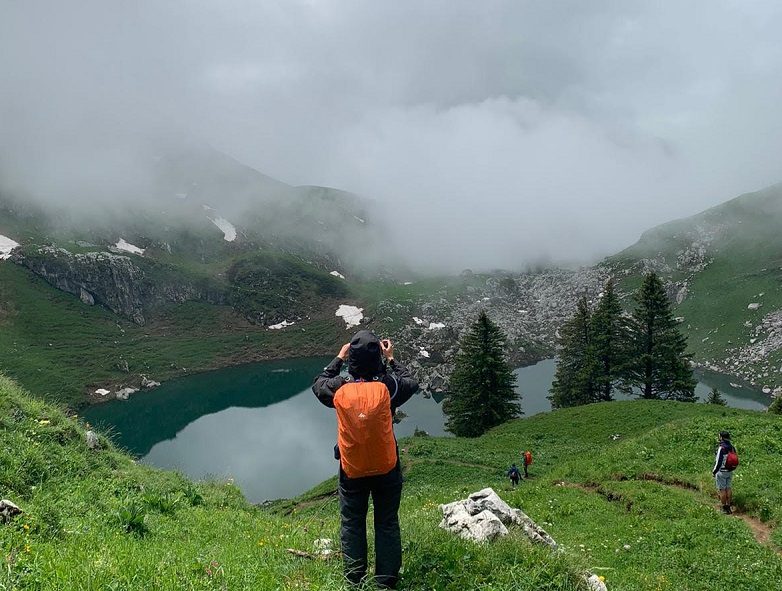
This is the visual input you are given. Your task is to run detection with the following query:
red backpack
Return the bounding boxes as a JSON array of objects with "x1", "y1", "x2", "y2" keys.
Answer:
[
  {"x1": 725, "y1": 447, "x2": 739, "y2": 471},
  {"x1": 523, "y1": 451, "x2": 533, "y2": 466}
]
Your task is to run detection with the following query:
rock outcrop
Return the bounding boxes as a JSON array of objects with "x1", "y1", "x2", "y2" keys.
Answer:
[
  {"x1": 439, "y1": 488, "x2": 557, "y2": 548},
  {"x1": 440, "y1": 488, "x2": 607, "y2": 589},
  {"x1": 0, "y1": 499, "x2": 22, "y2": 523},
  {"x1": 11, "y1": 246, "x2": 226, "y2": 325}
]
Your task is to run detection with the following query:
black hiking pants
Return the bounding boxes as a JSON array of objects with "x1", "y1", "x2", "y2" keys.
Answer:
[{"x1": 339, "y1": 462, "x2": 403, "y2": 588}]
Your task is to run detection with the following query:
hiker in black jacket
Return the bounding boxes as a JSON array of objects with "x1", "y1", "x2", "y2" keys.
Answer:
[{"x1": 312, "y1": 330, "x2": 418, "y2": 589}]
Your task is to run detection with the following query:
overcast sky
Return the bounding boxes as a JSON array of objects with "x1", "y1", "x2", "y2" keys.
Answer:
[{"x1": 2, "y1": 1, "x2": 782, "y2": 271}]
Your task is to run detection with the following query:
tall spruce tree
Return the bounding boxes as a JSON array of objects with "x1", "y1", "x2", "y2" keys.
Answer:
[
  {"x1": 549, "y1": 296, "x2": 600, "y2": 408},
  {"x1": 443, "y1": 311, "x2": 520, "y2": 437},
  {"x1": 591, "y1": 279, "x2": 630, "y2": 402},
  {"x1": 622, "y1": 272, "x2": 696, "y2": 401}
]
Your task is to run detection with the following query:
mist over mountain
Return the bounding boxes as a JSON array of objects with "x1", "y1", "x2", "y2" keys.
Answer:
[{"x1": 2, "y1": 2, "x2": 782, "y2": 272}]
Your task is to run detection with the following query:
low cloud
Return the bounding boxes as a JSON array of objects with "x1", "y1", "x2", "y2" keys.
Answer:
[{"x1": 2, "y1": 1, "x2": 781, "y2": 271}]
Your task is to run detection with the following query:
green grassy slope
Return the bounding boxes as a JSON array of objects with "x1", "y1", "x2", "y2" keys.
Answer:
[
  {"x1": 1, "y1": 374, "x2": 590, "y2": 590},
  {"x1": 607, "y1": 183, "x2": 782, "y2": 385},
  {"x1": 392, "y1": 401, "x2": 782, "y2": 590},
  {"x1": 4, "y1": 373, "x2": 782, "y2": 589}
]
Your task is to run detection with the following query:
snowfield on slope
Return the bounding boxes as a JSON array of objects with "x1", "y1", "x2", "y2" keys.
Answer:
[
  {"x1": 336, "y1": 305, "x2": 364, "y2": 328},
  {"x1": 115, "y1": 239, "x2": 145, "y2": 256},
  {"x1": 211, "y1": 217, "x2": 237, "y2": 242},
  {"x1": 0, "y1": 234, "x2": 20, "y2": 260}
]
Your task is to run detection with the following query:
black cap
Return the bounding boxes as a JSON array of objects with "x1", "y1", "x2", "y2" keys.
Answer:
[{"x1": 719, "y1": 431, "x2": 731, "y2": 440}]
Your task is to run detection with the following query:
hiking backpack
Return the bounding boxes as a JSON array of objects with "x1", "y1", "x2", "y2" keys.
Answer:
[
  {"x1": 725, "y1": 447, "x2": 739, "y2": 471},
  {"x1": 524, "y1": 451, "x2": 533, "y2": 465},
  {"x1": 333, "y1": 381, "x2": 397, "y2": 479}
]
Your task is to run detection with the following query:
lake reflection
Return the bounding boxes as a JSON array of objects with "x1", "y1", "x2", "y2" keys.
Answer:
[
  {"x1": 83, "y1": 357, "x2": 447, "y2": 502},
  {"x1": 84, "y1": 356, "x2": 768, "y2": 502}
]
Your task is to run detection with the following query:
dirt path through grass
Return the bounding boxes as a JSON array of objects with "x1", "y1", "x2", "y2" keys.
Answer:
[{"x1": 557, "y1": 476, "x2": 780, "y2": 556}]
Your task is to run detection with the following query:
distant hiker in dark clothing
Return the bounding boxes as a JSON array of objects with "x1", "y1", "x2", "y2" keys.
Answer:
[
  {"x1": 522, "y1": 450, "x2": 532, "y2": 478},
  {"x1": 712, "y1": 431, "x2": 738, "y2": 514},
  {"x1": 507, "y1": 464, "x2": 521, "y2": 487},
  {"x1": 312, "y1": 330, "x2": 418, "y2": 589}
]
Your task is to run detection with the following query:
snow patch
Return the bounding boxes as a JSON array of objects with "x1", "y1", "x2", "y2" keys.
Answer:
[
  {"x1": 353, "y1": 215, "x2": 366, "y2": 224},
  {"x1": 115, "y1": 239, "x2": 145, "y2": 256},
  {"x1": 0, "y1": 234, "x2": 20, "y2": 260},
  {"x1": 330, "y1": 271, "x2": 346, "y2": 279},
  {"x1": 403, "y1": 281, "x2": 413, "y2": 286},
  {"x1": 269, "y1": 320, "x2": 295, "y2": 330},
  {"x1": 413, "y1": 317, "x2": 425, "y2": 325},
  {"x1": 95, "y1": 388, "x2": 111, "y2": 397},
  {"x1": 428, "y1": 322, "x2": 446, "y2": 330},
  {"x1": 419, "y1": 348, "x2": 430, "y2": 358},
  {"x1": 211, "y1": 217, "x2": 237, "y2": 242},
  {"x1": 336, "y1": 305, "x2": 364, "y2": 328}
]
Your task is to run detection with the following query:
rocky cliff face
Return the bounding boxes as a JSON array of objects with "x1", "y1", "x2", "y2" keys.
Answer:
[
  {"x1": 11, "y1": 247, "x2": 227, "y2": 325},
  {"x1": 386, "y1": 267, "x2": 610, "y2": 393}
]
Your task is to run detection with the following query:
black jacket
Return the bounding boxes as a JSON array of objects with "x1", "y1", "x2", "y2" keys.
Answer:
[{"x1": 312, "y1": 357, "x2": 419, "y2": 411}]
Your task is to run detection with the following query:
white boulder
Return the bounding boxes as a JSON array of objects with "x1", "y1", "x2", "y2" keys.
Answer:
[{"x1": 85, "y1": 430, "x2": 100, "y2": 450}]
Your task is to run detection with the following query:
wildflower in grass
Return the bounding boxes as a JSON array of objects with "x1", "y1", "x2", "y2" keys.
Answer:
[{"x1": 38, "y1": 419, "x2": 51, "y2": 425}]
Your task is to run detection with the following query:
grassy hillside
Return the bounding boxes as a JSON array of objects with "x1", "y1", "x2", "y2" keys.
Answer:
[
  {"x1": 0, "y1": 374, "x2": 589, "y2": 590},
  {"x1": 3, "y1": 373, "x2": 781, "y2": 589},
  {"x1": 607, "y1": 183, "x2": 782, "y2": 388},
  {"x1": 0, "y1": 260, "x2": 351, "y2": 408}
]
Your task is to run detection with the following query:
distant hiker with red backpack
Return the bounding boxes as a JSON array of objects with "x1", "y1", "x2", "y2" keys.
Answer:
[
  {"x1": 522, "y1": 450, "x2": 533, "y2": 478},
  {"x1": 712, "y1": 431, "x2": 739, "y2": 514},
  {"x1": 312, "y1": 330, "x2": 418, "y2": 589}
]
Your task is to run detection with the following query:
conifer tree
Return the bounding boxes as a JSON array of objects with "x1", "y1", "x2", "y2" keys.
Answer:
[
  {"x1": 705, "y1": 387, "x2": 727, "y2": 406},
  {"x1": 622, "y1": 272, "x2": 696, "y2": 401},
  {"x1": 591, "y1": 279, "x2": 630, "y2": 402},
  {"x1": 443, "y1": 312, "x2": 520, "y2": 437},
  {"x1": 549, "y1": 296, "x2": 600, "y2": 408}
]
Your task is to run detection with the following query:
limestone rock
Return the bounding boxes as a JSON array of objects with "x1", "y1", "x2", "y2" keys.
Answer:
[
  {"x1": 10, "y1": 246, "x2": 227, "y2": 325},
  {"x1": 0, "y1": 500, "x2": 22, "y2": 523},
  {"x1": 586, "y1": 574, "x2": 608, "y2": 591},
  {"x1": 141, "y1": 375, "x2": 161, "y2": 389},
  {"x1": 115, "y1": 387, "x2": 138, "y2": 401},
  {"x1": 439, "y1": 488, "x2": 557, "y2": 549},
  {"x1": 79, "y1": 287, "x2": 95, "y2": 305},
  {"x1": 85, "y1": 430, "x2": 100, "y2": 450},
  {"x1": 439, "y1": 502, "x2": 508, "y2": 542}
]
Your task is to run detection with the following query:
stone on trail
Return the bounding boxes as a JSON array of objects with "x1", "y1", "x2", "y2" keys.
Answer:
[{"x1": 0, "y1": 500, "x2": 22, "y2": 523}]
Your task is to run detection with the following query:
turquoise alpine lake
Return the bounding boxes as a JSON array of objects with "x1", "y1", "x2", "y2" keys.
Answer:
[{"x1": 83, "y1": 357, "x2": 769, "y2": 503}]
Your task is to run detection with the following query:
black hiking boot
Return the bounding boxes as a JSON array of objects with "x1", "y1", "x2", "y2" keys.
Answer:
[{"x1": 722, "y1": 505, "x2": 732, "y2": 514}]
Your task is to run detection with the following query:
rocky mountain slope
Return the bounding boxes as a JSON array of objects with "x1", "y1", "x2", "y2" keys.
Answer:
[
  {"x1": 2, "y1": 153, "x2": 781, "y2": 406},
  {"x1": 605, "y1": 183, "x2": 782, "y2": 395}
]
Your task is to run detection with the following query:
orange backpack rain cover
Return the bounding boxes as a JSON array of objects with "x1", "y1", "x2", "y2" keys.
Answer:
[{"x1": 334, "y1": 381, "x2": 397, "y2": 479}]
